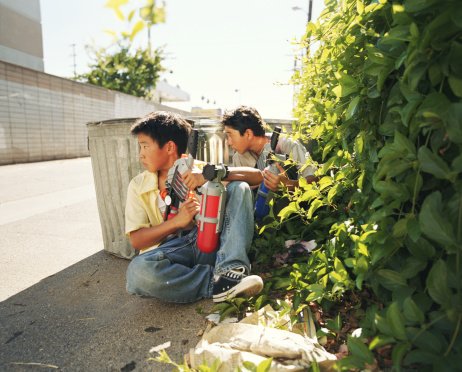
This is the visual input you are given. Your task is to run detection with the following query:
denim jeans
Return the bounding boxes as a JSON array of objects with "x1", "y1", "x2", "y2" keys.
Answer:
[{"x1": 126, "y1": 181, "x2": 254, "y2": 303}]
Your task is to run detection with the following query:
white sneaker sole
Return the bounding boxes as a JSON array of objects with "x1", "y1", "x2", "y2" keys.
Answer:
[{"x1": 213, "y1": 275, "x2": 263, "y2": 303}]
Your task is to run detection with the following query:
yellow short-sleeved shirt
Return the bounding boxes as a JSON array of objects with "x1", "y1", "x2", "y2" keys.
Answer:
[{"x1": 125, "y1": 170, "x2": 164, "y2": 253}]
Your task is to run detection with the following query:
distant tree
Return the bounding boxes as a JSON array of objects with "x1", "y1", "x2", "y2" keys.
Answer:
[
  {"x1": 78, "y1": 0, "x2": 166, "y2": 99},
  {"x1": 78, "y1": 45, "x2": 163, "y2": 98}
]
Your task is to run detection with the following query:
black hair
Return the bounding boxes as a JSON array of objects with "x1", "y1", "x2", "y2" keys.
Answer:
[
  {"x1": 131, "y1": 111, "x2": 192, "y2": 156},
  {"x1": 221, "y1": 105, "x2": 266, "y2": 137}
]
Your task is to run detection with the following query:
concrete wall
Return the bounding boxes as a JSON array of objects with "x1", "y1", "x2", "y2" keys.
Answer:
[{"x1": 0, "y1": 60, "x2": 190, "y2": 165}]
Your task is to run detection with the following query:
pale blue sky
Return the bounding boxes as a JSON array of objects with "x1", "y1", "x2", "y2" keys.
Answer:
[{"x1": 40, "y1": 0, "x2": 324, "y2": 118}]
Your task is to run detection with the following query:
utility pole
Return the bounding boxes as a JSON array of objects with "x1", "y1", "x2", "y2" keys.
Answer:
[
  {"x1": 70, "y1": 43, "x2": 77, "y2": 78},
  {"x1": 306, "y1": 0, "x2": 313, "y2": 56},
  {"x1": 308, "y1": 0, "x2": 313, "y2": 22}
]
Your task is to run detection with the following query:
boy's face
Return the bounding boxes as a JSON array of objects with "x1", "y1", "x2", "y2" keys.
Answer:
[
  {"x1": 137, "y1": 133, "x2": 174, "y2": 173},
  {"x1": 224, "y1": 126, "x2": 251, "y2": 155}
]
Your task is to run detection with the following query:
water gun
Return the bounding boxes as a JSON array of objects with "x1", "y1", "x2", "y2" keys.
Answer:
[
  {"x1": 254, "y1": 126, "x2": 282, "y2": 221},
  {"x1": 163, "y1": 129, "x2": 199, "y2": 220},
  {"x1": 254, "y1": 127, "x2": 301, "y2": 221},
  {"x1": 196, "y1": 163, "x2": 228, "y2": 253}
]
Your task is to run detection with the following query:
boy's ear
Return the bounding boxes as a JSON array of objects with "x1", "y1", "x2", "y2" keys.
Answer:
[
  {"x1": 166, "y1": 140, "x2": 178, "y2": 155},
  {"x1": 245, "y1": 128, "x2": 254, "y2": 139}
]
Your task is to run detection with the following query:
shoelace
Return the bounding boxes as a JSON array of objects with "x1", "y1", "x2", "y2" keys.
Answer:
[{"x1": 225, "y1": 267, "x2": 246, "y2": 279}]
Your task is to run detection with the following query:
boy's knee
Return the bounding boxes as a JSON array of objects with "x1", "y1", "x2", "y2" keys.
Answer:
[
  {"x1": 126, "y1": 253, "x2": 166, "y2": 295},
  {"x1": 227, "y1": 181, "x2": 251, "y2": 197}
]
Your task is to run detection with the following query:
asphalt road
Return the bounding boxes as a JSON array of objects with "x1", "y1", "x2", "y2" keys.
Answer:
[{"x1": 0, "y1": 158, "x2": 212, "y2": 371}]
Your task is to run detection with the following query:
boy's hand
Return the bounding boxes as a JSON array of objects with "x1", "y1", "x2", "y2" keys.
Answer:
[
  {"x1": 182, "y1": 169, "x2": 206, "y2": 190},
  {"x1": 263, "y1": 164, "x2": 288, "y2": 191},
  {"x1": 175, "y1": 198, "x2": 200, "y2": 228}
]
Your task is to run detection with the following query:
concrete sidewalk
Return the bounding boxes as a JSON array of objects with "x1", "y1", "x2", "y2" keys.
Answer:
[{"x1": 0, "y1": 158, "x2": 212, "y2": 371}]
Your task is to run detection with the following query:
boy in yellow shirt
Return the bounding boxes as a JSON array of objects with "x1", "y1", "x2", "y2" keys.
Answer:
[{"x1": 125, "y1": 111, "x2": 263, "y2": 303}]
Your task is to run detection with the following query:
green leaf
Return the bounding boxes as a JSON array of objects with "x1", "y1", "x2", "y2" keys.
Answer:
[
  {"x1": 373, "y1": 179, "x2": 410, "y2": 201},
  {"x1": 273, "y1": 277, "x2": 291, "y2": 290},
  {"x1": 386, "y1": 302, "x2": 407, "y2": 341},
  {"x1": 375, "y1": 314, "x2": 393, "y2": 336},
  {"x1": 326, "y1": 313, "x2": 342, "y2": 333},
  {"x1": 334, "y1": 257, "x2": 348, "y2": 277},
  {"x1": 426, "y1": 260, "x2": 453, "y2": 307},
  {"x1": 394, "y1": 131, "x2": 416, "y2": 156},
  {"x1": 256, "y1": 357, "x2": 273, "y2": 372},
  {"x1": 405, "y1": 0, "x2": 439, "y2": 13},
  {"x1": 105, "y1": 0, "x2": 129, "y2": 20},
  {"x1": 153, "y1": 7, "x2": 166, "y2": 24},
  {"x1": 448, "y1": 76, "x2": 462, "y2": 97},
  {"x1": 299, "y1": 188, "x2": 321, "y2": 202},
  {"x1": 403, "y1": 298, "x2": 425, "y2": 323},
  {"x1": 445, "y1": 103, "x2": 462, "y2": 144},
  {"x1": 355, "y1": 132, "x2": 365, "y2": 155},
  {"x1": 318, "y1": 176, "x2": 333, "y2": 191},
  {"x1": 409, "y1": 328, "x2": 444, "y2": 353},
  {"x1": 428, "y1": 63, "x2": 443, "y2": 86},
  {"x1": 419, "y1": 192, "x2": 457, "y2": 249},
  {"x1": 392, "y1": 217, "x2": 408, "y2": 238},
  {"x1": 404, "y1": 349, "x2": 439, "y2": 365},
  {"x1": 327, "y1": 183, "x2": 340, "y2": 203},
  {"x1": 242, "y1": 361, "x2": 257, "y2": 370},
  {"x1": 417, "y1": 146, "x2": 452, "y2": 180},
  {"x1": 307, "y1": 199, "x2": 323, "y2": 219},
  {"x1": 400, "y1": 257, "x2": 427, "y2": 279},
  {"x1": 127, "y1": 9, "x2": 135, "y2": 22},
  {"x1": 130, "y1": 20, "x2": 145, "y2": 41},
  {"x1": 407, "y1": 215, "x2": 421, "y2": 242},
  {"x1": 405, "y1": 237, "x2": 435, "y2": 259},
  {"x1": 333, "y1": 73, "x2": 359, "y2": 98},
  {"x1": 392, "y1": 342, "x2": 411, "y2": 367},
  {"x1": 278, "y1": 202, "x2": 299, "y2": 220},
  {"x1": 377, "y1": 269, "x2": 407, "y2": 290},
  {"x1": 356, "y1": 255, "x2": 369, "y2": 273},
  {"x1": 347, "y1": 336, "x2": 374, "y2": 364},
  {"x1": 416, "y1": 92, "x2": 450, "y2": 123},
  {"x1": 322, "y1": 141, "x2": 336, "y2": 161},
  {"x1": 346, "y1": 96, "x2": 360, "y2": 120},
  {"x1": 307, "y1": 283, "x2": 324, "y2": 302},
  {"x1": 449, "y1": 41, "x2": 462, "y2": 77},
  {"x1": 369, "y1": 335, "x2": 395, "y2": 350},
  {"x1": 452, "y1": 154, "x2": 462, "y2": 172}
]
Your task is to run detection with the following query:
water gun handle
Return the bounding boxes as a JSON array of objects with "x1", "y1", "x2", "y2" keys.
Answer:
[
  {"x1": 270, "y1": 126, "x2": 281, "y2": 152},
  {"x1": 267, "y1": 163, "x2": 280, "y2": 176}
]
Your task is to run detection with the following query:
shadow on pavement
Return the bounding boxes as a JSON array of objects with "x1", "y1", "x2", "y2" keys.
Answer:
[{"x1": 0, "y1": 250, "x2": 212, "y2": 371}]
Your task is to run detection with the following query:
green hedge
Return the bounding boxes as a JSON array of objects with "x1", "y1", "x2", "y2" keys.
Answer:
[{"x1": 259, "y1": 0, "x2": 462, "y2": 369}]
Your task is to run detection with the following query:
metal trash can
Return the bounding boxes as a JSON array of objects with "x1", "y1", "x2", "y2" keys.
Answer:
[
  {"x1": 87, "y1": 118, "x2": 141, "y2": 259},
  {"x1": 190, "y1": 117, "x2": 232, "y2": 164}
]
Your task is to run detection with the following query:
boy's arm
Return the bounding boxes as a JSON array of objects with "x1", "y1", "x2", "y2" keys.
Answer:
[
  {"x1": 129, "y1": 198, "x2": 199, "y2": 250},
  {"x1": 182, "y1": 166, "x2": 263, "y2": 189},
  {"x1": 224, "y1": 167, "x2": 263, "y2": 186}
]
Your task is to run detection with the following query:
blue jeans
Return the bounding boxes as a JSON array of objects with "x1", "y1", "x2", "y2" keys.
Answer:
[{"x1": 126, "y1": 181, "x2": 254, "y2": 303}]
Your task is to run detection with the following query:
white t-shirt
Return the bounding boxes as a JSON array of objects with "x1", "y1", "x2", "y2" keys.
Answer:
[{"x1": 232, "y1": 135, "x2": 316, "y2": 178}]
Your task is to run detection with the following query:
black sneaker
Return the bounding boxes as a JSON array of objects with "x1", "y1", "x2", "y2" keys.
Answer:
[{"x1": 212, "y1": 267, "x2": 263, "y2": 303}]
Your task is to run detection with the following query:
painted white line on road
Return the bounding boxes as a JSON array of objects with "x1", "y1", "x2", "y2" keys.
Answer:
[{"x1": 0, "y1": 185, "x2": 96, "y2": 225}]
